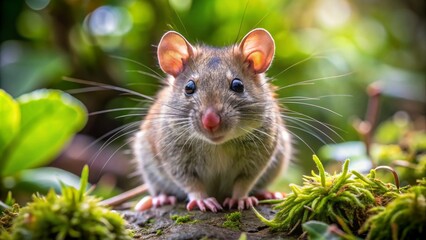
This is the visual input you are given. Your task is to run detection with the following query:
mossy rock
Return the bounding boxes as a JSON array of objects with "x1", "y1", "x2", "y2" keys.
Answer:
[{"x1": 121, "y1": 204, "x2": 293, "y2": 239}]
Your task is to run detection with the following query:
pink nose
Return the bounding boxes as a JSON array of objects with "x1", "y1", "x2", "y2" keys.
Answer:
[{"x1": 202, "y1": 108, "x2": 221, "y2": 132}]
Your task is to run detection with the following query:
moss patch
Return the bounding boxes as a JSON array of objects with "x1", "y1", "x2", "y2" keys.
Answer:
[
  {"x1": 223, "y1": 211, "x2": 241, "y2": 230},
  {"x1": 254, "y1": 155, "x2": 400, "y2": 233},
  {"x1": 1, "y1": 166, "x2": 131, "y2": 240},
  {"x1": 170, "y1": 214, "x2": 197, "y2": 224},
  {"x1": 360, "y1": 181, "x2": 426, "y2": 239},
  {"x1": 156, "y1": 229, "x2": 163, "y2": 235}
]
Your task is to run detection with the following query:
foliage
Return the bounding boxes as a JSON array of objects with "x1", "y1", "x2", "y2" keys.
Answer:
[
  {"x1": 0, "y1": 89, "x2": 87, "y2": 177},
  {"x1": 360, "y1": 180, "x2": 426, "y2": 240},
  {"x1": 253, "y1": 155, "x2": 400, "y2": 233},
  {"x1": 1, "y1": 166, "x2": 131, "y2": 240}
]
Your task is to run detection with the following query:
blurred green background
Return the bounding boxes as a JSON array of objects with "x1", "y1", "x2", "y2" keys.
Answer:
[{"x1": 1, "y1": 0, "x2": 425, "y2": 202}]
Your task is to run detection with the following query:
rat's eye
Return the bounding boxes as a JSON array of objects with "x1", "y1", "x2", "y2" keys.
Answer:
[
  {"x1": 185, "y1": 80, "x2": 196, "y2": 95},
  {"x1": 230, "y1": 78, "x2": 244, "y2": 93}
]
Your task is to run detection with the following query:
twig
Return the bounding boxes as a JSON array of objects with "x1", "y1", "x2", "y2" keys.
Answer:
[
  {"x1": 100, "y1": 184, "x2": 148, "y2": 207},
  {"x1": 354, "y1": 82, "x2": 382, "y2": 165}
]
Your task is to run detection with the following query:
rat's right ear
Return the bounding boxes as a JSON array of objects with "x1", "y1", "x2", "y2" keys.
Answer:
[
  {"x1": 157, "y1": 31, "x2": 194, "y2": 77},
  {"x1": 239, "y1": 28, "x2": 275, "y2": 74}
]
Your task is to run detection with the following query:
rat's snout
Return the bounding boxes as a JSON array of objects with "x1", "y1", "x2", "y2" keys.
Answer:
[{"x1": 201, "y1": 107, "x2": 221, "y2": 132}]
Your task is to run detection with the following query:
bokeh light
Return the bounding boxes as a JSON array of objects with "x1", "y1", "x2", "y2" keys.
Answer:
[{"x1": 25, "y1": 0, "x2": 50, "y2": 11}]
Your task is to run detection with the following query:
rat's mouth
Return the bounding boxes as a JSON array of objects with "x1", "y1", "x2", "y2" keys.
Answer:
[
  {"x1": 209, "y1": 135, "x2": 224, "y2": 142},
  {"x1": 202, "y1": 133, "x2": 226, "y2": 144}
]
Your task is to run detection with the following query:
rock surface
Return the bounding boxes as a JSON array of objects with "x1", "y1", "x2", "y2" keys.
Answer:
[{"x1": 121, "y1": 204, "x2": 294, "y2": 239}]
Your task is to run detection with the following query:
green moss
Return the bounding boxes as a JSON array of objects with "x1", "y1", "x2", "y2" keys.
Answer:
[
  {"x1": 0, "y1": 201, "x2": 20, "y2": 240},
  {"x1": 170, "y1": 214, "x2": 196, "y2": 224},
  {"x1": 0, "y1": 204, "x2": 19, "y2": 233},
  {"x1": 222, "y1": 212, "x2": 241, "y2": 230},
  {"x1": 254, "y1": 155, "x2": 400, "y2": 233},
  {"x1": 2, "y1": 166, "x2": 131, "y2": 240},
  {"x1": 156, "y1": 229, "x2": 163, "y2": 235},
  {"x1": 360, "y1": 181, "x2": 426, "y2": 239}
]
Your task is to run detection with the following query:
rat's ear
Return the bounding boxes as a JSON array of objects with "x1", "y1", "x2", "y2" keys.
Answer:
[
  {"x1": 239, "y1": 28, "x2": 275, "y2": 74},
  {"x1": 157, "y1": 31, "x2": 194, "y2": 77}
]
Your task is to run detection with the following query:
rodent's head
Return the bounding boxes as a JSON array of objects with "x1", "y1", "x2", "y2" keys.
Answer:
[{"x1": 157, "y1": 28, "x2": 276, "y2": 145}]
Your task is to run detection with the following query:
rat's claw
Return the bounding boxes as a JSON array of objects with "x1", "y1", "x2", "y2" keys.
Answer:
[
  {"x1": 224, "y1": 196, "x2": 259, "y2": 210},
  {"x1": 186, "y1": 197, "x2": 222, "y2": 212},
  {"x1": 197, "y1": 200, "x2": 207, "y2": 212},
  {"x1": 223, "y1": 197, "x2": 237, "y2": 209},
  {"x1": 205, "y1": 198, "x2": 223, "y2": 212}
]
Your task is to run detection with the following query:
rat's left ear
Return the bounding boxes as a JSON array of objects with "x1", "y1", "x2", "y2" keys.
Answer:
[{"x1": 239, "y1": 28, "x2": 275, "y2": 74}]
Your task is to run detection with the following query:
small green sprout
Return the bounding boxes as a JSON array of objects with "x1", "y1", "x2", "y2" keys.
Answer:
[
  {"x1": 222, "y1": 211, "x2": 241, "y2": 230},
  {"x1": 254, "y1": 155, "x2": 400, "y2": 233}
]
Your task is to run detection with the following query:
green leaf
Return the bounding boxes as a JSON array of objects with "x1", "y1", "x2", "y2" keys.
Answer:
[
  {"x1": 0, "y1": 89, "x2": 20, "y2": 154},
  {"x1": 14, "y1": 167, "x2": 83, "y2": 194},
  {"x1": 1, "y1": 89, "x2": 87, "y2": 176},
  {"x1": 302, "y1": 221, "x2": 343, "y2": 240}
]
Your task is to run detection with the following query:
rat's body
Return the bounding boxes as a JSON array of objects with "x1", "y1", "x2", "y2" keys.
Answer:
[{"x1": 133, "y1": 29, "x2": 292, "y2": 211}]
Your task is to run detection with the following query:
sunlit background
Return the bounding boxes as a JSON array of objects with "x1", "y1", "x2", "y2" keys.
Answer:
[{"x1": 1, "y1": 0, "x2": 425, "y2": 203}]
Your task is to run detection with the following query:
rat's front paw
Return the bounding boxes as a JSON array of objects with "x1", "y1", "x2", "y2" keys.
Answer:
[
  {"x1": 186, "y1": 197, "x2": 223, "y2": 212},
  {"x1": 134, "y1": 194, "x2": 177, "y2": 211},
  {"x1": 223, "y1": 196, "x2": 259, "y2": 210},
  {"x1": 152, "y1": 194, "x2": 177, "y2": 208},
  {"x1": 255, "y1": 191, "x2": 285, "y2": 200}
]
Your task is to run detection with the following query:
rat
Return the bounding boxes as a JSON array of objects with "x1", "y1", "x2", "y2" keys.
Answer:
[{"x1": 133, "y1": 28, "x2": 292, "y2": 212}]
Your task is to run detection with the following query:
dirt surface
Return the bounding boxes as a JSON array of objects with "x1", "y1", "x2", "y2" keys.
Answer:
[{"x1": 121, "y1": 204, "x2": 295, "y2": 240}]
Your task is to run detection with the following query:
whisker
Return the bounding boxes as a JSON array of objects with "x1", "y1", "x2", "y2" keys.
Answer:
[
  {"x1": 125, "y1": 70, "x2": 163, "y2": 81},
  {"x1": 63, "y1": 77, "x2": 155, "y2": 101},
  {"x1": 280, "y1": 94, "x2": 352, "y2": 101},
  {"x1": 97, "y1": 137, "x2": 135, "y2": 180},
  {"x1": 284, "y1": 109, "x2": 345, "y2": 134},
  {"x1": 78, "y1": 121, "x2": 139, "y2": 159},
  {"x1": 240, "y1": 127, "x2": 269, "y2": 153},
  {"x1": 286, "y1": 129, "x2": 315, "y2": 153},
  {"x1": 280, "y1": 101, "x2": 342, "y2": 117},
  {"x1": 89, "y1": 107, "x2": 149, "y2": 116},
  {"x1": 89, "y1": 121, "x2": 141, "y2": 166},
  {"x1": 284, "y1": 118, "x2": 335, "y2": 144},
  {"x1": 66, "y1": 86, "x2": 110, "y2": 94},
  {"x1": 109, "y1": 55, "x2": 163, "y2": 78},
  {"x1": 271, "y1": 54, "x2": 326, "y2": 80},
  {"x1": 276, "y1": 72, "x2": 353, "y2": 91}
]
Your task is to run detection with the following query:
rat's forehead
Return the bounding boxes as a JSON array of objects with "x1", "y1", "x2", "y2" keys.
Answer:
[
  {"x1": 188, "y1": 68, "x2": 233, "y2": 82},
  {"x1": 185, "y1": 46, "x2": 240, "y2": 81},
  {"x1": 206, "y1": 56, "x2": 221, "y2": 69}
]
